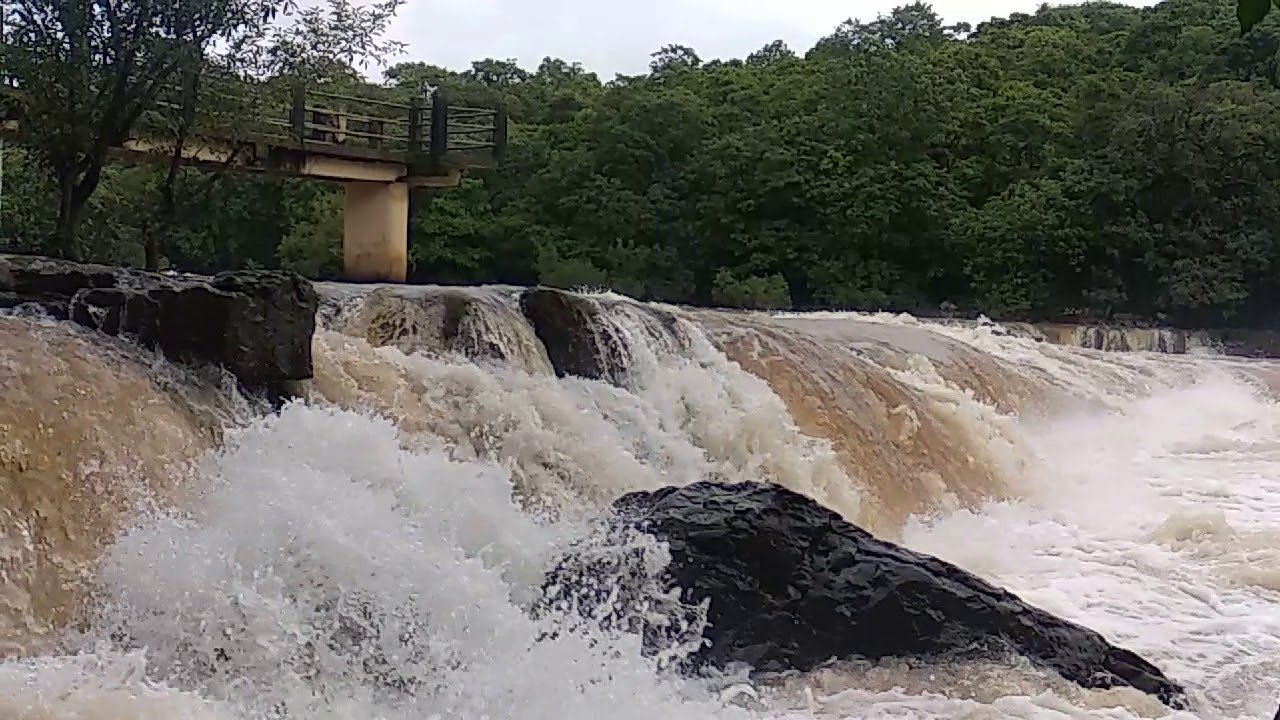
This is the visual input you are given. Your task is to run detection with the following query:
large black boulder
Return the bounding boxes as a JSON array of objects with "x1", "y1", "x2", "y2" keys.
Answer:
[
  {"x1": 0, "y1": 253, "x2": 317, "y2": 398},
  {"x1": 542, "y1": 481, "x2": 1188, "y2": 710}
]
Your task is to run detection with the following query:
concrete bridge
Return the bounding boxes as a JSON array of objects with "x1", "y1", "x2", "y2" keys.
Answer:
[{"x1": 0, "y1": 75, "x2": 506, "y2": 282}]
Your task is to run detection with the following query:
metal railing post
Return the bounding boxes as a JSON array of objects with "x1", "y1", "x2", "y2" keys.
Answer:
[
  {"x1": 429, "y1": 89, "x2": 448, "y2": 169},
  {"x1": 408, "y1": 95, "x2": 423, "y2": 159},
  {"x1": 493, "y1": 104, "x2": 508, "y2": 164},
  {"x1": 290, "y1": 81, "x2": 306, "y2": 144}
]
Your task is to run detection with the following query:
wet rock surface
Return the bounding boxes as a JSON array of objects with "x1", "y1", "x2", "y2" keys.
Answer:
[
  {"x1": 543, "y1": 481, "x2": 1188, "y2": 710},
  {"x1": 1196, "y1": 328, "x2": 1280, "y2": 358},
  {"x1": 0, "y1": 253, "x2": 317, "y2": 397},
  {"x1": 520, "y1": 286, "x2": 627, "y2": 384}
]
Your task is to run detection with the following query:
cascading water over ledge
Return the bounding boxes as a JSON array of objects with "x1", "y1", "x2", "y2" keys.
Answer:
[{"x1": 3, "y1": 263, "x2": 1280, "y2": 719}]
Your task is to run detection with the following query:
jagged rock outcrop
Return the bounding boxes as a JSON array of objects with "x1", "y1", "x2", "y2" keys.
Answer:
[
  {"x1": 542, "y1": 481, "x2": 1189, "y2": 710},
  {"x1": 519, "y1": 287, "x2": 627, "y2": 384},
  {"x1": 0, "y1": 253, "x2": 317, "y2": 397}
]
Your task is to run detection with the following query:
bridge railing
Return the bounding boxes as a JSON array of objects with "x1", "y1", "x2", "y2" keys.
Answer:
[
  {"x1": 292, "y1": 86, "x2": 506, "y2": 170},
  {"x1": 0, "y1": 71, "x2": 507, "y2": 172}
]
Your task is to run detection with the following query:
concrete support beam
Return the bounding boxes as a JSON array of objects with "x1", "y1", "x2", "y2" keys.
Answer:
[{"x1": 343, "y1": 180, "x2": 408, "y2": 283}]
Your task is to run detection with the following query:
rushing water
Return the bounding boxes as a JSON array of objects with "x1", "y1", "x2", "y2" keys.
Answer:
[{"x1": 1, "y1": 286, "x2": 1278, "y2": 719}]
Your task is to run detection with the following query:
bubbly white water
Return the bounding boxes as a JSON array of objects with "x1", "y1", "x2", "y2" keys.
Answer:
[{"x1": 4, "y1": 305, "x2": 1280, "y2": 720}]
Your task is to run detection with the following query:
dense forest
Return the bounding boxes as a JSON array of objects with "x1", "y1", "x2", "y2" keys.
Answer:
[{"x1": 4, "y1": 0, "x2": 1280, "y2": 326}]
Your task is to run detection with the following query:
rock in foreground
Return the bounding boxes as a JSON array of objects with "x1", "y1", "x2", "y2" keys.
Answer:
[
  {"x1": 543, "y1": 481, "x2": 1188, "y2": 709},
  {"x1": 0, "y1": 253, "x2": 317, "y2": 398}
]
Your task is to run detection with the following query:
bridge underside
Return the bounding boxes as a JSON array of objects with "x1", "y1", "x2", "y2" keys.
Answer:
[
  {"x1": 114, "y1": 136, "x2": 463, "y2": 187},
  {"x1": 111, "y1": 136, "x2": 459, "y2": 282}
]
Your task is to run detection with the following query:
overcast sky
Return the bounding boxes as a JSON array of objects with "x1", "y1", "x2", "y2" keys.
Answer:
[{"x1": 383, "y1": 0, "x2": 1153, "y2": 79}]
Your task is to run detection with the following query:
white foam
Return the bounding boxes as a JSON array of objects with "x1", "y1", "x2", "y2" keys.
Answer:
[
  {"x1": 71, "y1": 403, "x2": 747, "y2": 720},
  {"x1": 899, "y1": 358, "x2": 1280, "y2": 719},
  {"x1": 7, "y1": 305, "x2": 1280, "y2": 720}
]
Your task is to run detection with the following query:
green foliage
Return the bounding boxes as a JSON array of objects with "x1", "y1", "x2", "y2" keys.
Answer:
[
  {"x1": 711, "y1": 270, "x2": 793, "y2": 311},
  {"x1": 10, "y1": 0, "x2": 1280, "y2": 328},
  {"x1": 534, "y1": 246, "x2": 610, "y2": 291},
  {"x1": 0, "y1": 147, "x2": 58, "y2": 256},
  {"x1": 267, "y1": 0, "x2": 407, "y2": 83},
  {"x1": 278, "y1": 186, "x2": 343, "y2": 278},
  {"x1": 1, "y1": 0, "x2": 291, "y2": 258}
]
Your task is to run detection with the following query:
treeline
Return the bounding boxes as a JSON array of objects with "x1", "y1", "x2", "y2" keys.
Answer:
[{"x1": 5, "y1": 0, "x2": 1280, "y2": 326}]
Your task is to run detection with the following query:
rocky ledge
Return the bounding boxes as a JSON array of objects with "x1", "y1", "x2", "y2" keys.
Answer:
[
  {"x1": 542, "y1": 481, "x2": 1188, "y2": 710},
  {"x1": 519, "y1": 286, "x2": 629, "y2": 384},
  {"x1": 0, "y1": 253, "x2": 317, "y2": 399}
]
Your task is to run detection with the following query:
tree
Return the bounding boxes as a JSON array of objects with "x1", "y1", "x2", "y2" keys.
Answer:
[
  {"x1": 649, "y1": 44, "x2": 702, "y2": 75},
  {"x1": 142, "y1": 60, "x2": 270, "y2": 270},
  {"x1": 266, "y1": 0, "x2": 406, "y2": 83},
  {"x1": 466, "y1": 58, "x2": 528, "y2": 87},
  {"x1": 809, "y1": 3, "x2": 965, "y2": 58},
  {"x1": 0, "y1": 0, "x2": 289, "y2": 259},
  {"x1": 141, "y1": 0, "x2": 408, "y2": 269},
  {"x1": 747, "y1": 40, "x2": 796, "y2": 66}
]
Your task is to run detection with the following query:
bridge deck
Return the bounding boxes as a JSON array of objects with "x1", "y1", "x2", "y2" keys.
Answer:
[{"x1": 0, "y1": 74, "x2": 505, "y2": 176}]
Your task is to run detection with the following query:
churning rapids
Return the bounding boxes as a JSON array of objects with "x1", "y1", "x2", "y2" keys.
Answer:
[{"x1": 2, "y1": 284, "x2": 1279, "y2": 720}]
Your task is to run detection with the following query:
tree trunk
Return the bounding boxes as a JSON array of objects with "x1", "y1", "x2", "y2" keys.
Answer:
[
  {"x1": 54, "y1": 159, "x2": 106, "y2": 263},
  {"x1": 55, "y1": 170, "x2": 84, "y2": 262},
  {"x1": 143, "y1": 222, "x2": 160, "y2": 271},
  {"x1": 147, "y1": 68, "x2": 204, "y2": 272},
  {"x1": 148, "y1": 143, "x2": 185, "y2": 272}
]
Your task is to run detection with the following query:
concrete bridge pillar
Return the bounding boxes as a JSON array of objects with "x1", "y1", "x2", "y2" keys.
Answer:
[{"x1": 343, "y1": 180, "x2": 408, "y2": 282}]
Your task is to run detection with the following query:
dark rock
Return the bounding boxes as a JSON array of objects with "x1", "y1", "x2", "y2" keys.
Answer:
[
  {"x1": 0, "y1": 253, "x2": 317, "y2": 397},
  {"x1": 69, "y1": 287, "x2": 159, "y2": 337},
  {"x1": 543, "y1": 481, "x2": 1188, "y2": 710},
  {"x1": 439, "y1": 291, "x2": 472, "y2": 345},
  {"x1": 0, "y1": 254, "x2": 118, "y2": 299},
  {"x1": 1200, "y1": 328, "x2": 1280, "y2": 358},
  {"x1": 159, "y1": 270, "x2": 318, "y2": 390},
  {"x1": 0, "y1": 291, "x2": 67, "y2": 318},
  {"x1": 438, "y1": 290, "x2": 524, "y2": 363},
  {"x1": 520, "y1": 287, "x2": 627, "y2": 384}
]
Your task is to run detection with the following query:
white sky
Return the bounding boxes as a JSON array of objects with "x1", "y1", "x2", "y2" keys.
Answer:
[{"x1": 384, "y1": 0, "x2": 1153, "y2": 78}]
